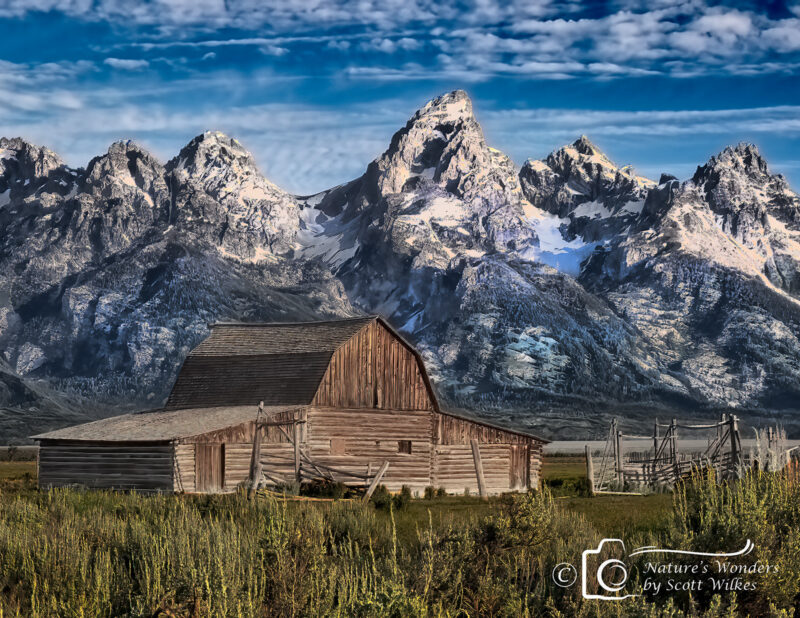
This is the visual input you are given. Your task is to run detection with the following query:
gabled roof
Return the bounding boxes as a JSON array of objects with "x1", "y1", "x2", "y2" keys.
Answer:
[
  {"x1": 165, "y1": 316, "x2": 387, "y2": 410},
  {"x1": 33, "y1": 405, "x2": 302, "y2": 442}
]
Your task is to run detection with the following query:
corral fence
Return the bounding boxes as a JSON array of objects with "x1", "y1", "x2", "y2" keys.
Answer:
[{"x1": 586, "y1": 415, "x2": 798, "y2": 495}]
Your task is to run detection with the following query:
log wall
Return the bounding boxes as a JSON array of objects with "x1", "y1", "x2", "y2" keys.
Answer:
[
  {"x1": 432, "y1": 414, "x2": 543, "y2": 493},
  {"x1": 38, "y1": 441, "x2": 173, "y2": 491},
  {"x1": 312, "y1": 321, "x2": 432, "y2": 411},
  {"x1": 305, "y1": 406, "x2": 434, "y2": 492},
  {"x1": 433, "y1": 444, "x2": 513, "y2": 494},
  {"x1": 174, "y1": 443, "x2": 195, "y2": 492}
]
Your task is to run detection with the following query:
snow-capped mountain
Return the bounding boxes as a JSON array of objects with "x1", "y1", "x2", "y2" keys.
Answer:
[
  {"x1": 519, "y1": 136, "x2": 654, "y2": 274},
  {"x1": 2, "y1": 90, "x2": 799, "y2": 441},
  {"x1": 580, "y1": 144, "x2": 800, "y2": 408},
  {"x1": 0, "y1": 133, "x2": 354, "y2": 440},
  {"x1": 295, "y1": 92, "x2": 681, "y2": 423}
]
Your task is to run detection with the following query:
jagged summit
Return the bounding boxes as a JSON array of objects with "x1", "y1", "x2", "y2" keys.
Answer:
[
  {"x1": 0, "y1": 137, "x2": 66, "y2": 180},
  {"x1": 86, "y1": 140, "x2": 164, "y2": 178},
  {"x1": 169, "y1": 131, "x2": 259, "y2": 177},
  {"x1": 519, "y1": 135, "x2": 653, "y2": 230},
  {"x1": 410, "y1": 89, "x2": 474, "y2": 125},
  {"x1": 572, "y1": 135, "x2": 601, "y2": 156},
  {"x1": 693, "y1": 142, "x2": 769, "y2": 183}
]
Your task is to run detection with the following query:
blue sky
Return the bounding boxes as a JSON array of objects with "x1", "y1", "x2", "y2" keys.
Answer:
[{"x1": 1, "y1": 0, "x2": 799, "y2": 194}]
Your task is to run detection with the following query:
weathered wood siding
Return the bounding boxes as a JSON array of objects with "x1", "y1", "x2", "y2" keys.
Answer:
[
  {"x1": 312, "y1": 321, "x2": 432, "y2": 411},
  {"x1": 174, "y1": 443, "x2": 195, "y2": 492},
  {"x1": 174, "y1": 410, "x2": 306, "y2": 492},
  {"x1": 433, "y1": 444, "x2": 514, "y2": 494},
  {"x1": 38, "y1": 441, "x2": 173, "y2": 491},
  {"x1": 435, "y1": 413, "x2": 532, "y2": 445},
  {"x1": 305, "y1": 406, "x2": 434, "y2": 492},
  {"x1": 430, "y1": 413, "x2": 543, "y2": 494},
  {"x1": 529, "y1": 442, "x2": 543, "y2": 488},
  {"x1": 175, "y1": 442, "x2": 262, "y2": 492}
]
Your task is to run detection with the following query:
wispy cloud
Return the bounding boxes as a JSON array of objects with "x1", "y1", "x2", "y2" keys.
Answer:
[
  {"x1": 2, "y1": 2, "x2": 799, "y2": 193},
  {"x1": 3, "y1": 71, "x2": 800, "y2": 194},
  {"x1": 14, "y1": 1, "x2": 800, "y2": 80},
  {"x1": 104, "y1": 58, "x2": 149, "y2": 70}
]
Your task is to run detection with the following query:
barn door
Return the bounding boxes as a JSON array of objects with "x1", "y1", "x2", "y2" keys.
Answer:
[
  {"x1": 509, "y1": 445, "x2": 530, "y2": 491},
  {"x1": 196, "y1": 444, "x2": 225, "y2": 492}
]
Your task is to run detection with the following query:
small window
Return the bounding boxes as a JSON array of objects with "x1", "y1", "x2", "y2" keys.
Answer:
[
  {"x1": 398, "y1": 440, "x2": 412, "y2": 454},
  {"x1": 330, "y1": 438, "x2": 347, "y2": 455}
]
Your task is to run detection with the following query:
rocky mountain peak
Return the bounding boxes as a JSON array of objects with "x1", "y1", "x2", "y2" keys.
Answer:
[
  {"x1": 86, "y1": 140, "x2": 164, "y2": 183},
  {"x1": 520, "y1": 136, "x2": 653, "y2": 225},
  {"x1": 411, "y1": 89, "x2": 474, "y2": 126},
  {"x1": 572, "y1": 135, "x2": 601, "y2": 157},
  {"x1": 172, "y1": 130, "x2": 283, "y2": 191},
  {"x1": 166, "y1": 132, "x2": 300, "y2": 258},
  {"x1": 169, "y1": 131, "x2": 258, "y2": 178},
  {"x1": 0, "y1": 137, "x2": 66, "y2": 181},
  {"x1": 693, "y1": 142, "x2": 768, "y2": 185},
  {"x1": 372, "y1": 90, "x2": 485, "y2": 197}
]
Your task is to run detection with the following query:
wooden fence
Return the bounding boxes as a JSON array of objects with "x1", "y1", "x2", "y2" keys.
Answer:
[{"x1": 587, "y1": 415, "x2": 794, "y2": 494}]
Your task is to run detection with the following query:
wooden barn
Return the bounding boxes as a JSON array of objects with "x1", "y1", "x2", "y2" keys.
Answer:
[{"x1": 34, "y1": 316, "x2": 547, "y2": 495}]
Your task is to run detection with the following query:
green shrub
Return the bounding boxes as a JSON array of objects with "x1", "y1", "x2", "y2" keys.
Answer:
[
  {"x1": 393, "y1": 485, "x2": 412, "y2": 510},
  {"x1": 370, "y1": 484, "x2": 392, "y2": 510}
]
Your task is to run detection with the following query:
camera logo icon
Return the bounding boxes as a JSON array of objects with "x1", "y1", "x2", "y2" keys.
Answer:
[{"x1": 581, "y1": 538, "x2": 638, "y2": 600}]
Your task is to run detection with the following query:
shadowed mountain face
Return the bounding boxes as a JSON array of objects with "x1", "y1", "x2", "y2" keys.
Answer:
[{"x1": 1, "y1": 91, "x2": 799, "y2": 440}]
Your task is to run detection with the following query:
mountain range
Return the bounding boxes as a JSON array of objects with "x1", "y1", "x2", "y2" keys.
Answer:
[{"x1": 2, "y1": 90, "x2": 799, "y2": 442}]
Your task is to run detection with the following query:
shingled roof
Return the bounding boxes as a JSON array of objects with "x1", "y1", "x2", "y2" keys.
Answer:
[{"x1": 165, "y1": 316, "x2": 377, "y2": 410}]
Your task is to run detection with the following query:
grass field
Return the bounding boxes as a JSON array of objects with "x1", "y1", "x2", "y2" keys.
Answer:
[
  {"x1": 1, "y1": 459, "x2": 797, "y2": 616},
  {"x1": 0, "y1": 457, "x2": 670, "y2": 539}
]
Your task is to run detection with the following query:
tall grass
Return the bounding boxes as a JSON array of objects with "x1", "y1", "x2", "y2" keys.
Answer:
[
  {"x1": 670, "y1": 461, "x2": 800, "y2": 616},
  {"x1": 1, "y1": 465, "x2": 798, "y2": 617}
]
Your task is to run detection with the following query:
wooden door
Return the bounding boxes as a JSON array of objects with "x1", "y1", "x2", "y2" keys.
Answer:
[
  {"x1": 196, "y1": 443, "x2": 225, "y2": 492},
  {"x1": 509, "y1": 445, "x2": 530, "y2": 491}
]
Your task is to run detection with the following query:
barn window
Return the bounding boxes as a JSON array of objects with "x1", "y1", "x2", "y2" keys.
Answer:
[
  {"x1": 330, "y1": 438, "x2": 347, "y2": 455},
  {"x1": 398, "y1": 440, "x2": 412, "y2": 454}
]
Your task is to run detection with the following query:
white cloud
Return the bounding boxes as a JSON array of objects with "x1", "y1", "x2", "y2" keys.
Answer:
[
  {"x1": 3, "y1": 70, "x2": 800, "y2": 195},
  {"x1": 52, "y1": 1, "x2": 800, "y2": 80},
  {"x1": 104, "y1": 58, "x2": 149, "y2": 70}
]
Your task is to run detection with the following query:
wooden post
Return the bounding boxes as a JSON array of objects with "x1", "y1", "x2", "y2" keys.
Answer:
[
  {"x1": 248, "y1": 401, "x2": 265, "y2": 499},
  {"x1": 585, "y1": 444, "x2": 595, "y2": 496},
  {"x1": 670, "y1": 418, "x2": 678, "y2": 482},
  {"x1": 729, "y1": 415, "x2": 740, "y2": 476},
  {"x1": 471, "y1": 439, "x2": 488, "y2": 499},
  {"x1": 293, "y1": 419, "x2": 301, "y2": 484},
  {"x1": 611, "y1": 419, "x2": 619, "y2": 485},
  {"x1": 363, "y1": 461, "x2": 390, "y2": 503},
  {"x1": 652, "y1": 419, "x2": 659, "y2": 481},
  {"x1": 616, "y1": 429, "x2": 624, "y2": 486}
]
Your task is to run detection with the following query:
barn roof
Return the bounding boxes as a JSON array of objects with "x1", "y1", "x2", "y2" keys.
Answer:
[
  {"x1": 165, "y1": 316, "x2": 378, "y2": 410},
  {"x1": 33, "y1": 405, "x2": 302, "y2": 442},
  {"x1": 191, "y1": 317, "x2": 376, "y2": 356}
]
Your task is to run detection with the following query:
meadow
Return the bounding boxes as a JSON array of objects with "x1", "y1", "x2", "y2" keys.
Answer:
[{"x1": 0, "y1": 457, "x2": 797, "y2": 617}]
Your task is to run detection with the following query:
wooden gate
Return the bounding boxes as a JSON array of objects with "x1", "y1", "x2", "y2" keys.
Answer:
[{"x1": 196, "y1": 443, "x2": 225, "y2": 492}]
